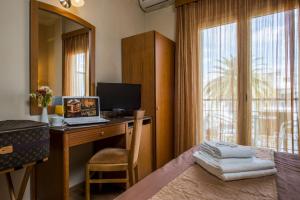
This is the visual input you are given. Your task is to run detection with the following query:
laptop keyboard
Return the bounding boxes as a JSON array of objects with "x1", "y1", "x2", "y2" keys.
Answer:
[{"x1": 65, "y1": 117, "x2": 109, "y2": 125}]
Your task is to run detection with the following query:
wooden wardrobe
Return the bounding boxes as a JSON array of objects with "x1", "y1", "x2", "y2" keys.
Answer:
[{"x1": 122, "y1": 31, "x2": 175, "y2": 169}]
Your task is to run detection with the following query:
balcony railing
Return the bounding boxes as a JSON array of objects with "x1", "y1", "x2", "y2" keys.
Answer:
[{"x1": 203, "y1": 98, "x2": 299, "y2": 153}]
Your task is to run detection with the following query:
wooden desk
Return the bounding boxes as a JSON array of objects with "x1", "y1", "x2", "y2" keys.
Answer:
[{"x1": 35, "y1": 117, "x2": 152, "y2": 200}]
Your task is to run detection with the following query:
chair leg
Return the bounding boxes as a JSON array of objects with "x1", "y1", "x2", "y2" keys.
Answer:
[
  {"x1": 85, "y1": 166, "x2": 90, "y2": 200},
  {"x1": 128, "y1": 168, "x2": 134, "y2": 187},
  {"x1": 126, "y1": 170, "x2": 130, "y2": 189},
  {"x1": 134, "y1": 166, "x2": 139, "y2": 184},
  {"x1": 97, "y1": 172, "x2": 103, "y2": 192}
]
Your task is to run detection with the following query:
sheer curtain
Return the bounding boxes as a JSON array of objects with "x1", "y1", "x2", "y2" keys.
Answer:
[
  {"x1": 198, "y1": 0, "x2": 239, "y2": 144},
  {"x1": 176, "y1": 0, "x2": 300, "y2": 154},
  {"x1": 250, "y1": 2, "x2": 299, "y2": 154},
  {"x1": 63, "y1": 31, "x2": 89, "y2": 96}
]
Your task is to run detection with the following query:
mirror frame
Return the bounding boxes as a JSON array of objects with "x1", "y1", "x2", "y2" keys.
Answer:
[{"x1": 30, "y1": 0, "x2": 96, "y2": 115}]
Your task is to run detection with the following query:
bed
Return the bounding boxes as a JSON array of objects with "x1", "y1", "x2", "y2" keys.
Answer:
[{"x1": 115, "y1": 146, "x2": 300, "y2": 200}]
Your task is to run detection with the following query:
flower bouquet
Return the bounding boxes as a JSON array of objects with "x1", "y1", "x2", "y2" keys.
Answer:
[{"x1": 30, "y1": 86, "x2": 53, "y2": 123}]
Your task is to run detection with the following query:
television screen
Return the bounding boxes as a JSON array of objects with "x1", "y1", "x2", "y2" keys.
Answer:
[{"x1": 97, "y1": 83, "x2": 141, "y2": 111}]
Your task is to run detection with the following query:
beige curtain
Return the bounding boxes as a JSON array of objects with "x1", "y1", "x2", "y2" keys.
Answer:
[
  {"x1": 175, "y1": 3, "x2": 200, "y2": 155},
  {"x1": 63, "y1": 31, "x2": 89, "y2": 96},
  {"x1": 176, "y1": 0, "x2": 300, "y2": 154}
]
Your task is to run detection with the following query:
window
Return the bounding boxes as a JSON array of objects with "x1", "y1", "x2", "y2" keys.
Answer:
[
  {"x1": 251, "y1": 10, "x2": 299, "y2": 153},
  {"x1": 63, "y1": 31, "x2": 89, "y2": 96},
  {"x1": 72, "y1": 52, "x2": 87, "y2": 96},
  {"x1": 199, "y1": 9, "x2": 299, "y2": 153},
  {"x1": 201, "y1": 23, "x2": 238, "y2": 143}
]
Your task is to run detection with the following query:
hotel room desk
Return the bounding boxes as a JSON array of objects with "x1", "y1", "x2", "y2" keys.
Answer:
[{"x1": 34, "y1": 117, "x2": 152, "y2": 200}]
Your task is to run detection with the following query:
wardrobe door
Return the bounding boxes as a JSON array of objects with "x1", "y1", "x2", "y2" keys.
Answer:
[
  {"x1": 155, "y1": 32, "x2": 175, "y2": 168},
  {"x1": 122, "y1": 32, "x2": 156, "y2": 118}
]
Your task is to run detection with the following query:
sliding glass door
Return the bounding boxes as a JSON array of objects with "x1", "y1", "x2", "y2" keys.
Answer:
[
  {"x1": 250, "y1": 10, "x2": 299, "y2": 153},
  {"x1": 201, "y1": 23, "x2": 238, "y2": 143},
  {"x1": 199, "y1": 9, "x2": 299, "y2": 154}
]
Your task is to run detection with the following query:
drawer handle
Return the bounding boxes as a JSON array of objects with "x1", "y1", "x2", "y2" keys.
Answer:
[
  {"x1": 0, "y1": 146, "x2": 13, "y2": 155},
  {"x1": 99, "y1": 131, "x2": 105, "y2": 136}
]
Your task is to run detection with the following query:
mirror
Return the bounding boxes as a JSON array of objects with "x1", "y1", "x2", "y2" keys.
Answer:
[
  {"x1": 30, "y1": 0, "x2": 95, "y2": 115},
  {"x1": 38, "y1": 10, "x2": 87, "y2": 96}
]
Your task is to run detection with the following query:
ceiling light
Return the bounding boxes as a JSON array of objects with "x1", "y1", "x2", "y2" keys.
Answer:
[
  {"x1": 71, "y1": 0, "x2": 85, "y2": 7},
  {"x1": 60, "y1": 0, "x2": 72, "y2": 8}
]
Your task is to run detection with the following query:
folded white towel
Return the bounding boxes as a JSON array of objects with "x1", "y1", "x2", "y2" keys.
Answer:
[
  {"x1": 202, "y1": 141, "x2": 255, "y2": 158},
  {"x1": 196, "y1": 150, "x2": 254, "y2": 165},
  {"x1": 220, "y1": 169, "x2": 277, "y2": 181},
  {"x1": 194, "y1": 152, "x2": 277, "y2": 181},
  {"x1": 193, "y1": 151, "x2": 275, "y2": 174},
  {"x1": 199, "y1": 145, "x2": 254, "y2": 161}
]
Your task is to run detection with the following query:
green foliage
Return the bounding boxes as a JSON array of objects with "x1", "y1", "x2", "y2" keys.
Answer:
[{"x1": 204, "y1": 56, "x2": 275, "y2": 99}]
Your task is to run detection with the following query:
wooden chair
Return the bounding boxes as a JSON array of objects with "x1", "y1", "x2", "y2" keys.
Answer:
[{"x1": 85, "y1": 110, "x2": 145, "y2": 200}]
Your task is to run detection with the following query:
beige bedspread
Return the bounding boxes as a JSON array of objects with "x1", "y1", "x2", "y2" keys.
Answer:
[
  {"x1": 115, "y1": 147, "x2": 279, "y2": 200},
  {"x1": 149, "y1": 148, "x2": 277, "y2": 200},
  {"x1": 149, "y1": 164, "x2": 277, "y2": 200}
]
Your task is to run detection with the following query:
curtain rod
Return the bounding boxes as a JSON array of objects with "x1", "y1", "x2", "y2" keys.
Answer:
[{"x1": 175, "y1": 0, "x2": 198, "y2": 7}]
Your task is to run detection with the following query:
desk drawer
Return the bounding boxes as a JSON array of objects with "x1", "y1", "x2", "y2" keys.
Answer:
[
  {"x1": 68, "y1": 124, "x2": 126, "y2": 147},
  {"x1": 99, "y1": 125, "x2": 126, "y2": 137}
]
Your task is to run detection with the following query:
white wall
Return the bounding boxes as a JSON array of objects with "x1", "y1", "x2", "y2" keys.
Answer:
[
  {"x1": 0, "y1": 0, "x2": 145, "y2": 199},
  {"x1": 0, "y1": 1, "x2": 177, "y2": 199},
  {"x1": 145, "y1": 5, "x2": 176, "y2": 41},
  {"x1": 0, "y1": 0, "x2": 146, "y2": 119}
]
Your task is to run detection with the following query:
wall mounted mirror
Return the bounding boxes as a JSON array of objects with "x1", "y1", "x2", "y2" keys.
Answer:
[{"x1": 30, "y1": 0, "x2": 95, "y2": 115}]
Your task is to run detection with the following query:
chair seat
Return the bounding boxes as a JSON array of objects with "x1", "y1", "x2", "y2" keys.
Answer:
[{"x1": 88, "y1": 148, "x2": 128, "y2": 164}]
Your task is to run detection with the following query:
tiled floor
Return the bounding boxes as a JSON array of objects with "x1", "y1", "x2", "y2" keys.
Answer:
[{"x1": 70, "y1": 184, "x2": 124, "y2": 200}]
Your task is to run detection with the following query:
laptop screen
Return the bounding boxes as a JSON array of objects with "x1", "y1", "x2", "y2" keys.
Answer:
[{"x1": 63, "y1": 97, "x2": 100, "y2": 118}]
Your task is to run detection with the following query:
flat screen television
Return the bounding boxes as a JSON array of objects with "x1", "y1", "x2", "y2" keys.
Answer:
[{"x1": 97, "y1": 83, "x2": 141, "y2": 112}]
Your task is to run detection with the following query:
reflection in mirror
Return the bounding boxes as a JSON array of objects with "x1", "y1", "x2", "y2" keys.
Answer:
[{"x1": 38, "y1": 10, "x2": 89, "y2": 96}]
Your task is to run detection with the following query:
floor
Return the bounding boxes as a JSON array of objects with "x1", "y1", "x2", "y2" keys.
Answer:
[{"x1": 70, "y1": 184, "x2": 125, "y2": 200}]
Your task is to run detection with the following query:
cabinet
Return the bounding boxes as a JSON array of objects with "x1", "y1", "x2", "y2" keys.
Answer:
[
  {"x1": 122, "y1": 31, "x2": 175, "y2": 168},
  {"x1": 127, "y1": 122, "x2": 153, "y2": 180}
]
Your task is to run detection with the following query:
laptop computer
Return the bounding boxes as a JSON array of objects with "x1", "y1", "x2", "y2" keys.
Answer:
[{"x1": 63, "y1": 96, "x2": 109, "y2": 126}]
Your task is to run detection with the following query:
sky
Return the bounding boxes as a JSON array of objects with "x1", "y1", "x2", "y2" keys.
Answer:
[{"x1": 201, "y1": 9, "x2": 299, "y2": 92}]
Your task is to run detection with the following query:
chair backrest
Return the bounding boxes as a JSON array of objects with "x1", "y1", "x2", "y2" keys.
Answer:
[{"x1": 129, "y1": 110, "x2": 145, "y2": 167}]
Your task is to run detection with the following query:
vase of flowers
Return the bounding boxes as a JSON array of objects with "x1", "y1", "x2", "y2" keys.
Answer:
[{"x1": 30, "y1": 86, "x2": 53, "y2": 123}]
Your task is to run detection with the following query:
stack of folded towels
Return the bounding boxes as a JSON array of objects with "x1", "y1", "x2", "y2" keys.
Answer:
[{"x1": 193, "y1": 141, "x2": 277, "y2": 181}]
